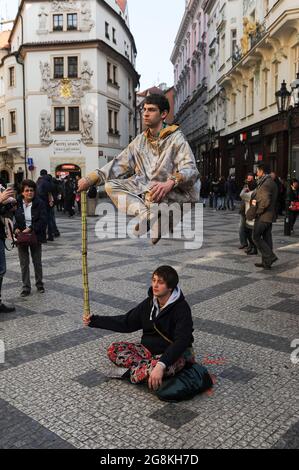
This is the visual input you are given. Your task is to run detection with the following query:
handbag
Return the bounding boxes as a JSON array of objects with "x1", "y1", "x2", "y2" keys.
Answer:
[
  {"x1": 16, "y1": 231, "x2": 38, "y2": 247},
  {"x1": 289, "y1": 201, "x2": 299, "y2": 212},
  {"x1": 153, "y1": 323, "x2": 212, "y2": 402},
  {"x1": 156, "y1": 363, "x2": 213, "y2": 402}
]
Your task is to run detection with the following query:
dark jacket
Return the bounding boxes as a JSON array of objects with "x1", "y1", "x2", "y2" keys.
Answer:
[
  {"x1": 14, "y1": 196, "x2": 47, "y2": 243},
  {"x1": 36, "y1": 175, "x2": 53, "y2": 208},
  {"x1": 254, "y1": 175, "x2": 278, "y2": 223},
  {"x1": 0, "y1": 203, "x2": 15, "y2": 241},
  {"x1": 89, "y1": 288, "x2": 194, "y2": 368}
]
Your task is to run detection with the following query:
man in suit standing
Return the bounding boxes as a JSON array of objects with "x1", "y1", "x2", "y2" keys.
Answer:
[{"x1": 251, "y1": 163, "x2": 278, "y2": 270}]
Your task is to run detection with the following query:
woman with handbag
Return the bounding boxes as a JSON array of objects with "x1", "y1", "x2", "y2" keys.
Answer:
[{"x1": 14, "y1": 180, "x2": 47, "y2": 297}]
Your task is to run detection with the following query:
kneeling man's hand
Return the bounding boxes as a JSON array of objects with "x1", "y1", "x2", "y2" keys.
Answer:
[
  {"x1": 83, "y1": 315, "x2": 91, "y2": 327},
  {"x1": 148, "y1": 363, "x2": 164, "y2": 391}
]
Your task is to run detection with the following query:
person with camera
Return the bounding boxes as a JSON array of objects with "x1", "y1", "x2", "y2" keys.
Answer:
[
  {"x1": 14, "y1": 180, "x2": 47, "y2": 297},
  {"x1": 0, "y1": 186, "x2": 16, "y2": 313}
]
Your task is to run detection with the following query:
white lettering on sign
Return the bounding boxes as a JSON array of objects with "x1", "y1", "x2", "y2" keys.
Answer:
[
  {"x1": 251, "y1": 130, "x2": 260, "y2": 137},
  {"x1": 53, "y1": 140, "x2": 81, "y2": 154}
]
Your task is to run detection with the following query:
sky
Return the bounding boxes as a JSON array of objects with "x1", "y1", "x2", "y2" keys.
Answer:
[{"x1": 1, "y1": 0, "x2": 185, "y2": 91}]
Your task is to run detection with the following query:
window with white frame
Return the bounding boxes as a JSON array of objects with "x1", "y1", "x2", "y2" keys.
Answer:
[
  {"x1": 249, "y1": 77, "x2": 254, "y2": 115},
  {"x1": 9, "y1": 111, "x2": 16, "y2": 133},
  {"x1": 263, "y1": 69, "x2": 269, "y2": 107},
  {"x1": 53, "y1": 12, "x2": 78, "y2": 31},
  {"x1": 107, "y1": 61, "x2": 118, "y2": 86},
  {"x1": 53, "y1": 14, "x2": 63, "y2": 31},
  {"x1": 67, "y1": 13, "x2": 77, "y2": 30},
  {"x1": 273, "y1": 62, "x2": 279, "y2": 98},
  {"x1": 54, "y1": 57, "x2": 64, "y2": 79},
  {"x1": 108, "y1": 108, "x2": 119, "y2": 135},
  {"x1": 105, "y1": 22, "x2": 110, "y2": 39},
  {"x1": 231, "y1": 29, "x2": 237, "y2": 57},
  {"x1": 0, "y1": 117, "x2": 4, "y2": 137},
  {"x1": 231, "y1": 93, "x2": 237, "y2": 122},
  {"x1": 8, "y1": 67, "x2": 15, "y2": 87},
  {"x1": 242, "y1": 85, "x2": 247, "y2": 118},
  {"x1": 53, "y1": 56, "x2": 78, "y2": 79},
  {"x1": 221, "y1": 33, "x2": 226, "y2": 66},
  {"x1": 54, "y1": 106, "x2": 80, "y2": 132},
  {"x1": 112, "y1": 27, "x2": 117, "y2": 44}
]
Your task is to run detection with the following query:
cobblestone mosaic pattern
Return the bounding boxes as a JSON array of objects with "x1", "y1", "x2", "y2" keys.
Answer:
[{"x1": 0, "y1": 206, "x2": 298, "y2": 449}]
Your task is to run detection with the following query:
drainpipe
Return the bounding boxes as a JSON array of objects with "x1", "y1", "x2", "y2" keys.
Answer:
[{"x1": 16, "y1": 14, "x2": 28, "y2": 179}]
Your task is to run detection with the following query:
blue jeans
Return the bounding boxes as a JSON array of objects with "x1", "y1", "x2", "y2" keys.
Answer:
[{"x1": 0, "y1": 239, "x2": 7, "y2": 302}]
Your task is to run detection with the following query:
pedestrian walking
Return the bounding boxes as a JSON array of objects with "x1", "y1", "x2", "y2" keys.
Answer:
[
  {"x1": 238, "y1": 173, "x2": 256, "y2": 249},
  {"x1": 248, "y1": 164, "x2": 278, "y2": 270}
]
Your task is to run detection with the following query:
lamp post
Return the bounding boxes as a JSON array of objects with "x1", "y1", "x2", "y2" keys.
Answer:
[{"x1": 276, "y1": 74, "x2": 299, "y2": 235}]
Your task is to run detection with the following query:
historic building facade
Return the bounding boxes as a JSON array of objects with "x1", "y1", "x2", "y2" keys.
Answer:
[
  {"x1": 0, "y1": 0, "x2": 139, "y2": 183},
  {"x1": 171, "y1": 0, "x2": 208, "y2": 170},
  {"x1": 172, "y1": 0, "x2": 299, "y2": 187},
  {"x1": 218, "y1": 0, "x2": 299, "y2": 186}
]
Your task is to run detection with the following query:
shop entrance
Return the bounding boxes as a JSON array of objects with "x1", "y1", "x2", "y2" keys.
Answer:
[{"x1": 56, "y1": 164, "x2": 81, "y2": 180}]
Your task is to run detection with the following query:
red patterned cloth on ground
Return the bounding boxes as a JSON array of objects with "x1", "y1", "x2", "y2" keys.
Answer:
[{"x1": 107, "y1": 342, "x2": 195, "y2": 384}]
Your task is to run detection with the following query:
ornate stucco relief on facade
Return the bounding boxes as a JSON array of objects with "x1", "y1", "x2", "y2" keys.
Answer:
[
  {"x1": 40, "y1": 111, "x2": 53, "y2": 146},
  {"x1": 40, "y1": 61, "x2": 94, "y2": 104}
]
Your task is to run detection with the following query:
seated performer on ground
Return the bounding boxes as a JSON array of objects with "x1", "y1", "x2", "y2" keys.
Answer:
[
  {"x1": 83, "y1": 266, "x2": 195, "y2": 391},
  {"x1": 78, "y1": 94, "x2": 200, "y2": 244}
]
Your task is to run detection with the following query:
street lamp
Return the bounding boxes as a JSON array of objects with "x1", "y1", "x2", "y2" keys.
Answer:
[{"x1": 276, "y1": 75, "x2": 299, "y2": 236}]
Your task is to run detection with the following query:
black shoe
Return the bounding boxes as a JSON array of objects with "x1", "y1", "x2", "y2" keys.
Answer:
[
  {"x1": 247, "y1": 249, "x2": 257, "y2": 256},
  {"x1": 270, "y1": 256, "x2": 278, "y2": 265},
  {"x1": 37, "y1": 287, "x2": 45, "y2": 293},
  {"x1": 47, "y1": 237, "x2": 54, "y2": 242},
  {"x1": 54, "y1": 232, "x2": 60, "y2": 238},
  {"x1": 255, "y1": 263, "x2": 271, "y2": 270},
  {"x1": 0, "y1": 303, "x2": 16, "y2": 313},
  {"x1": 20, "y1": 290, "x2": 31, "y2": 297},
  {"x1": 239, "y1": 245, "x2": 248, "y2": 250}
]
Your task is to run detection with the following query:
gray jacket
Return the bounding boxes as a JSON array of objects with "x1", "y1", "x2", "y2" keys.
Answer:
[{"x1": 254, "y1": 176, "x2": 278, "y2": 223}]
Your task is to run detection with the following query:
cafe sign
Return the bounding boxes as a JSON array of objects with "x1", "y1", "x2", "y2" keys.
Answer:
[{"x1": 53, "y1": 139, "x2": 81, "y2": 154}]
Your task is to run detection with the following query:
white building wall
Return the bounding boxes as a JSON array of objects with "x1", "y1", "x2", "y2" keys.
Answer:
[{"x1": 0, "y1": 0, "x2": 138, "y2": 182}]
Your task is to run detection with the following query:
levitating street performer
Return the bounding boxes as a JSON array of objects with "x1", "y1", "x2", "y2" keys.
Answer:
[
  {"x1": 83, "y1": 266, "x2": 196, "y2": 390},
  {"x1": 78, "y1": 94, "x2": 200, "y2": 244}
]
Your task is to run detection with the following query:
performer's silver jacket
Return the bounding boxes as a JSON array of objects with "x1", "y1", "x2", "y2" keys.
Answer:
[{"x1": 87, "y1": 125, "x2": 201, "y2": 203}]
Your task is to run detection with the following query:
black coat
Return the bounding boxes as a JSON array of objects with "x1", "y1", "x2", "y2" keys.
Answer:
[
  {"x1": 89, "y1": 288, "x2": 194, "y2": 368},
  {"x1": 14, "y1": 196, "x2": 47, "y2": 243}
]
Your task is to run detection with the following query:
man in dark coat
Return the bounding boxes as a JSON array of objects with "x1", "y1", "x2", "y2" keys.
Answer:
[{"x1": 251, "y1": 163, "x2": 278, "y2": 270}]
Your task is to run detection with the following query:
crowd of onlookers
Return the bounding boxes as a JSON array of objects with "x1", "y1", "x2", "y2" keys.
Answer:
[
  {"x1": 0, "y1": 167, "x2": 298, "y2": 314},
  {"x1": 0, "y1": 170, "x2": 99, "y2": 313},
  {"x1": 201, "y1": 172, "x2": 299, "y2": 229}
]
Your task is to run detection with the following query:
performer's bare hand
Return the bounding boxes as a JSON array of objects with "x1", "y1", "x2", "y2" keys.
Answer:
[
  {"x1": 78, "y1": 178, "x2": 90, "y2": 193},
  {"x1": 0, "y1": 188, "x2": 14, "y2": 204},
  {"x1": 150, "y1": 180, "x2": 175, "y2": 203},
  {"x1": 148, "y1": 363, "x2": 164, "y2": 391},
  {"x1": 83, "y1": 315, "x2": 91, "y2": 326}
]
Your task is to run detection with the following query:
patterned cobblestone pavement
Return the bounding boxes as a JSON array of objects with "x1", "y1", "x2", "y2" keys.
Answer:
[{"x1": 0, "y1": 206, "x2": 298, "y2": 449}]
